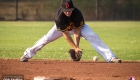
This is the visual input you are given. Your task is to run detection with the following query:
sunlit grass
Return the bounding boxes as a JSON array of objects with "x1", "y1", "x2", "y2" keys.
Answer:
[{"x1": 0, "y1": 21, "x2": 140, "y2": 61}]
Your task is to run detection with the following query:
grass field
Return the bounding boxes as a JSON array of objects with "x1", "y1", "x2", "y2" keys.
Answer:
[{"x1": 0, "y1": 21, "x2": 140, "y2": 61}]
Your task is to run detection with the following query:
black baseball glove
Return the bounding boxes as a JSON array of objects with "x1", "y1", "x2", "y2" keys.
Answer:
[{"x1": 68, "y1": 49, "x2": 82, "y2": 61}]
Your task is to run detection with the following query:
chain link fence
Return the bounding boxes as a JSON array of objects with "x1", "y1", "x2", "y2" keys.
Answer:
[{"x1": 0, "y1": 0, "x2": 140, "y2": 21}]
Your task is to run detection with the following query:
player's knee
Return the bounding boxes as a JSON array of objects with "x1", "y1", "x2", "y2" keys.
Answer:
[
  {"x1": 43, "y1": 35, "x2": 57, "y2": 44},
  {"x1": 85, "y1": 33, "x2": 97, "y2": 38},
  {"x1": 41, "y1": 35, "x2": 51, "y2": 44},
  {"x1": 82, "y1": 33, "x2": 99, "y2": 41}
]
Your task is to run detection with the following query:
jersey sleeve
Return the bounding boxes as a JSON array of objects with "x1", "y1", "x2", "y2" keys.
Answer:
[
  {"x1": 73, "y1": 9, "x2": 85, "y2": 29},
  {"x1": 55, "y1": 20, "x2": 67, "y2": 32},
  {"x1": 54, "y1": 8, "x2": 67, "y2": 32}
]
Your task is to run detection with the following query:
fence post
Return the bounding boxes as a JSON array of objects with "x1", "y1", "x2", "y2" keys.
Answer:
[
  {"x1": 15, "y1": 0, "x2": 18, "y2": 20},
  {"x1": 96, "y1": 0, "x2": 99, "y2": 20}
]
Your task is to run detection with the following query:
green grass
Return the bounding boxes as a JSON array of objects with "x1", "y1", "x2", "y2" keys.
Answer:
[{"x1": 0, "y1": 21, "x2": 140, "y2": 61}]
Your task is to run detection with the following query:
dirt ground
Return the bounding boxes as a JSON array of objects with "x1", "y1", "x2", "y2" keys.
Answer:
[{"x1": 0, "y1": 59, "x2": 140, "y2": 80}]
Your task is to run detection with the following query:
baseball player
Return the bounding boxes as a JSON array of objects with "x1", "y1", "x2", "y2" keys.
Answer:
[{"x1": 20, "y1": 0, "x2": 121, "y2": 63}]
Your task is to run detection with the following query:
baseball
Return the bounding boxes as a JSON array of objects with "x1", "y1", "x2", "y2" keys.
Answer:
[{"x1": 93, "y1": 56, "x2": 98, "y2": 61}]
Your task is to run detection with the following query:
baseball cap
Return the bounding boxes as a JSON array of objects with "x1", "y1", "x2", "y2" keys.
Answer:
[{"x1": 60, "y1": 0, "x2": 75, "y2": 11}]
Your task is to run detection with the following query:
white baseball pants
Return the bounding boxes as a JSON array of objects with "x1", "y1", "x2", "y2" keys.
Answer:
[{"x1": 24, "y1": 24, "x2": 116, "y2": 62}]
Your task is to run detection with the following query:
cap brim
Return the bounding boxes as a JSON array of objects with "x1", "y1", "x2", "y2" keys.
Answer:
[{"x1": 61, "y1": 8, "x2": 74, "y2": 11}]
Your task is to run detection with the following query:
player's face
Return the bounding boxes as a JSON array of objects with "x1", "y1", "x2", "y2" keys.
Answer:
[{"x1": 63, "y1": 11, "x2": 73, "y2": 17}]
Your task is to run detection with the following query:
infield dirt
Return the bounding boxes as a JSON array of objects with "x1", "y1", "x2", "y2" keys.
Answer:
[{"x1": 0, "y1": 59, "x2": 140, "y2": 80}]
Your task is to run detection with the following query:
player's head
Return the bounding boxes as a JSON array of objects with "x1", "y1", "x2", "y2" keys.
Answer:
[
  {"x1": 60, "y1": 0, "x2": 75, "y2": 12},
  {"x1": 60, "y1": 0, "x2": 74, "y2": 17}
]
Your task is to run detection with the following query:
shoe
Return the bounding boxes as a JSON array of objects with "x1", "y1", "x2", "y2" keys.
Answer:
[
  {"x1": 20, "y1": 55, "x2": 28, "y2": 62},
  {"x1": 111, "y1": 58, "x2": 122, "y2": 63}
]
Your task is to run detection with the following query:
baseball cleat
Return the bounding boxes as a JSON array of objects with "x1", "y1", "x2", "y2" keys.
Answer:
[
  {"x1": 111, "y1": 58, "x2": 122, "y2": 63},
  {"x1": 20, "y1": 55, "x2": 28, "y2": 62}
]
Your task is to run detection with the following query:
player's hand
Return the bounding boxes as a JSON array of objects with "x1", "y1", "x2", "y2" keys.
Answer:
[
  {"x1": 74, "y1": 48, "x2": 81, "y2": 52},
  {"x1": 74, "y1": 48, "x2": 82, "y2": 59}
]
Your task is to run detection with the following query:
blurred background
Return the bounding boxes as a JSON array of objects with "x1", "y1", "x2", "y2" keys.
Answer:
[{"x1": 0, "y1": 0, "x2": 140, "y2": 21}]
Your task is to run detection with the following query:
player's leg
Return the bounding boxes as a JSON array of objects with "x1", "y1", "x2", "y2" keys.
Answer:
[
  {"x1": 20, "y1": 24, "x2": 63, "y2": 62},
  {"x1": 80, "y1": 24, "x2": 120, "y2": 62}
]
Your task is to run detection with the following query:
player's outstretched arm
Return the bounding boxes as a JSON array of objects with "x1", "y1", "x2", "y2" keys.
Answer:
[
  {"x1": 62, "y1": 31, "x2": 77, "y2": 48},
  {"x1": 62, "y1": 31, "x2": 81, "y2": 53},
  {"x1": 74, "y1": 28, "x2": 81, "y2": 48}
]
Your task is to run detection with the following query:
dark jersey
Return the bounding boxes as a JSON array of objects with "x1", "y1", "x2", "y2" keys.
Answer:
[{"x1": 54, "y1": 8, "x2": 85, "y2": 32}]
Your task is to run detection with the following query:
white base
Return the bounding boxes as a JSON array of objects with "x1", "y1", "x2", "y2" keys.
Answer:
[{"x1": 34, "y1": 76, "x2": 53, "y2": 80}]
